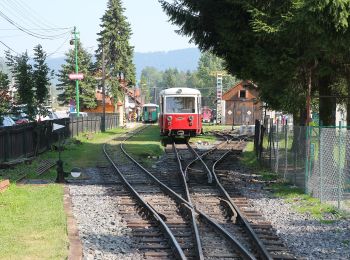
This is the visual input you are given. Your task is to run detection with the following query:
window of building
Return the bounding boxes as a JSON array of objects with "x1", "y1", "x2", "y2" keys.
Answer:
[{"x1": 239, "y1": 90, "x2": 246, "y2": 98}]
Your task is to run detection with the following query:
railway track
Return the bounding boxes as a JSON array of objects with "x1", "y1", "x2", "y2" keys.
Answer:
[
  {"x1": 102, "y1": 126, "x2": 296, "y2": 259},
  {"x1": 180, "y1": 134, "x2": 296, "y2": 259}
]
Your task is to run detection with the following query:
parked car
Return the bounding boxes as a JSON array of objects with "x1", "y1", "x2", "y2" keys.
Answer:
[
  {"x1": 9, "y1": 113, "x2": 29, "y2": 125},
  {"x1": 50, "y1": 111, "x2": 69, "y2": 119},
  {"x1": 69, "y1": 112, "x2": 88, "y2": 118},
  {"x1": 0, "y1": 116, "x2": 16, "y2": 127}
]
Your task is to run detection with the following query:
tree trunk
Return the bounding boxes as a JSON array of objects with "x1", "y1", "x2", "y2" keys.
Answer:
[
  {"x1": 346, "y1": 76, "x2": 350, "y2": 126},
  {"x1": 319, "y1": 76, "x2": 336, "y2": 126}
]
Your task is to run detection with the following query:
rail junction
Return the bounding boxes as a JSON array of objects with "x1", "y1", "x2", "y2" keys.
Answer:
[{"x1": 99, "y1": 125, "x2": 296, "y2": 259}]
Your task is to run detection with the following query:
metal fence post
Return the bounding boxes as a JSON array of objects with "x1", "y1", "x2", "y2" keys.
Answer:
[
  {"x1": 337, "y1": 121, "x2": 342, "y2": 209},
  {"x1": 275, "y1": 119, "x2": 280, "y2": 173},
  {"x1": 284, "y1": 121, "x2": 288, "y2": 180},
  {"x1": 319, "y1": 124, "x2": 323, "y2": 202}
]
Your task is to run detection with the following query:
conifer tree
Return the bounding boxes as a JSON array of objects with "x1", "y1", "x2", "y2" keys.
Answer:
[
  {"x1": 57, "y1": 40, "x2": 97, "y2": 109},
  {"x1": 0, "y1": 71, "x2": 10, "y2": 119},
  {"x1": 33, "y1": 44, "x2": 52, "y2": 117},
  {"x1": 96, "y1": 0, "x2": 136, "y2": 103},
  {"x1": 5, "y1": 50, "x2": 35, "y2": 119}
]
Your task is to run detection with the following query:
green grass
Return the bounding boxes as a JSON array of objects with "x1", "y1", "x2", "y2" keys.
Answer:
[
  {"x1": 269, "y1": 182, "x2": 344, "y2": 222},
  {"x1": 0, "y1": 127, "x2": 130, "y2": 259},
  {"x1": 190, "y1": 132, "x2": 218, "y2": 144},
  {"x1": 0, "y1": 184, "x2": 67, "y2": 259},
  {"x1": 123, "y1": 125, "x2": 164, "y2": 166},
  {"x1": 202, "y1": 124, "x2": 234, "y2": 133}
]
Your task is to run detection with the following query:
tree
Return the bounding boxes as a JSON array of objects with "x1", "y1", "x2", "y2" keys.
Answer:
[
  {"x1": 195, "y1": 52, "x2": 239, "y2": 106},
  {"x1": 33, "y1": 44, "x2": 52, "y2": 117},
  {"x1": 57, "y1": 40, "x2": 97, "y2": 109},
  {"x1": 0, "y1": 71, "x2": 10, "y2": 119},
  {"x1": 140, "y1": 66, "x2": 162, "y2": 103},
  {"x1": 96, "y1": 0, "x2": 136, "y2": 104},
  {"x1": 5, "y1": 50, "x2": 35, "y2": 119},
  {"x1": 160, "y1": 0, "x2": 350, "y2": 126}
]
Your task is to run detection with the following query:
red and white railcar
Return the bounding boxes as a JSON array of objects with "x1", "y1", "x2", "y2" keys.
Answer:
[{"x1": 159, "y1": 88, "x2": 202, "y2": 137}]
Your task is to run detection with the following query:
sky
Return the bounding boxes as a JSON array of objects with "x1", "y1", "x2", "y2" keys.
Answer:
[{"x1": 0, "y1": 0, "x2": 196, "y2": 58}]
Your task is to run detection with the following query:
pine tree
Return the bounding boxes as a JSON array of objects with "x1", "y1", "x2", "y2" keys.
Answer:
[
  {"x1": 96, "y1": 0, "x2": 136, "y2": 103},
  {"x1": 0, "y1": 71, "x2": 10, "y2": 119},
  {"x1": 57, "y1": 40, "x2": 97, "y2": 109},
  {"x1": 33, "y1": 44, "x2": 52, "y2": 117},
  {"x1": 5, "y1": 50, "x2": 35, "y2": 119}
]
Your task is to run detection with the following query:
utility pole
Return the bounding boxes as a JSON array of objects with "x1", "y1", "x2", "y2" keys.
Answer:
[
  {"x1": 153, "y1": 87, "x2": 156, "y2": 104},
  {"x1": 101, "y1": 42, "x2": 106, "y2": 132},
  {"x1": 73, "y1": 26, "x2": 80, "y2": 116}
]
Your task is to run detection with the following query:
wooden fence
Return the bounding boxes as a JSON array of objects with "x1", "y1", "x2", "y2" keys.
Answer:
[{"x1": 0, "y1": 114, "x2": 120, "y2": 164}]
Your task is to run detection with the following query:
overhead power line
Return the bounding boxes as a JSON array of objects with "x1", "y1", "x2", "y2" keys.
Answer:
[
  {"x1": 0, "y1": 10, "x2": 71, "y2": 39},
  {"x1": 0, "y1": 39, "x2": 19, "y2": 54}
]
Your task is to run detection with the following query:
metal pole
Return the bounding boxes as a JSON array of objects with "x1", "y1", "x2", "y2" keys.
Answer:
[
  {"x1": 153, "y1": 87, "x2": 156, "y2": 104},
  {"x1": 337, "y1": 121, "x2": 342, "y2": 209},
  {"x1": 101, "y1": 42, "x2": 106, "y2": 132},
  {"x1": 284, "y1": 121, "x2": 288, "y2": 180},
  {"x1": 74, "y1": 26, "x2": 80, "y2": 117}
]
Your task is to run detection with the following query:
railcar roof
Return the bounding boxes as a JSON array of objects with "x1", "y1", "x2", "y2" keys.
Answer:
[
  {"x1": 159, "y1": 87, "x2": 201, "y2": 96},
  {"x1": 143, "y1": 103, "x2": 159, "y2": 107}
]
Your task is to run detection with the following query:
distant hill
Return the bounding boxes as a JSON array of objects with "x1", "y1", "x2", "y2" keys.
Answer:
[
  {"x1": 134, "y1": 48, "x2": 200, "y2": 78},
  {"x1": 44, "y1": 47, "x2": 201, "y2": 84},
  {"x1": 0, "y1": 48, "x2": 201, "y2": 84}
]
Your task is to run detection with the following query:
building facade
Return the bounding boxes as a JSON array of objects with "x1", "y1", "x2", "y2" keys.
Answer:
[{"x1": 222, "y1": 81, "x2": 262, "y2": 125}]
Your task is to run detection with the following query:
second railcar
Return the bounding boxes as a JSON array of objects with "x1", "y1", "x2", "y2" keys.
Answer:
[
  {"x1": 142, "y1": 103, "x2": 159, "y2": 123},
  {"x1": 159, "y1": 87, "x2": 202, "y2": 137}
]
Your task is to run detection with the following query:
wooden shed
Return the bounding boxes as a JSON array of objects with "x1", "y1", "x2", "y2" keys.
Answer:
[{"x1": 222, "y1": 81, "x2": 262, "y2": 125}]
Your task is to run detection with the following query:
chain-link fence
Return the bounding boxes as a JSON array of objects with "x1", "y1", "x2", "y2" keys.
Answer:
[{"x1": 255, "y1": 120, "x2": 350, "y2": 210}]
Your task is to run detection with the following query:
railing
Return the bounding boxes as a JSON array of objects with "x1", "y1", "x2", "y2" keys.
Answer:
[{"x1": 0, "y1": 114, "x2": 120, "y2": 164}]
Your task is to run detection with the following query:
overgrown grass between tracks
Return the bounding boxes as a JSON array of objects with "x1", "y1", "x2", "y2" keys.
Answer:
[
  {"x1": 123, "y1": 125, "x2": 164, "y2": 166},
  {"x1": 241, "y1": 141, "x2": 346, "y2": 222}
]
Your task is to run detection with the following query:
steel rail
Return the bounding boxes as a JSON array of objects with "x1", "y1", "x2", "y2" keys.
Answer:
[
  {"x1": 185, "y1": 142, "x2": 213, "y2": 183},
  {"x1": 173, "y1": 141, "x2": 256, "y2": 260},
  {"x1": 103, "y1": 131, "x2": 187, "y2": 260},
  {"x1": 172, "y1": 142, "x2": 204, "y2": 260},
  {"x1": 114, "y1": 127, "x2": 257, "y2": 259},
  {"x1": 212, "y1": 149, "x2": 273, "y2": 260}
]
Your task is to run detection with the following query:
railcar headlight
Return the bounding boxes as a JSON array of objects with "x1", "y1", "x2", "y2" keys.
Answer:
[
  {"x1": 188, "y1": 116, "x2": 193, "y2": 121},
  {"x1": 167, "y1": 116, "x2": 172, "y2": 121}
]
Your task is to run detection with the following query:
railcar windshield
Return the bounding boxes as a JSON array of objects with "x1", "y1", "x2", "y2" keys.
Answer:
[
  {"x1": 144, "y1": 107, "x2": 157, "y2": 112},
  {"x1": 165, "y1": 96, "x2": 196, "y2": 113}
]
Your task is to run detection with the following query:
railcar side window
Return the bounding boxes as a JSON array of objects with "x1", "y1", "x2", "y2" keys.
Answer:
[{"x1": 166, "y1": 96, "x2": 195, "y2": 113}]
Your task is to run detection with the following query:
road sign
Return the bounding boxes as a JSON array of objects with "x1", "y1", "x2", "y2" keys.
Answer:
[{"x1": 69, "y1": 73, "x2": 84, "y2": 80}]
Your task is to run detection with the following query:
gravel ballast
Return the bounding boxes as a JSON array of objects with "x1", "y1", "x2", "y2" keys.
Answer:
[
  {"x1": 233, "y1": 171, "x2": 350, "y2": 260},
  {"x1": 68, "y1": 160, "x2": 350, "y2": 259},
  {"x1": 69, "y1": 167, "x2": 143, "y2": 260}
]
